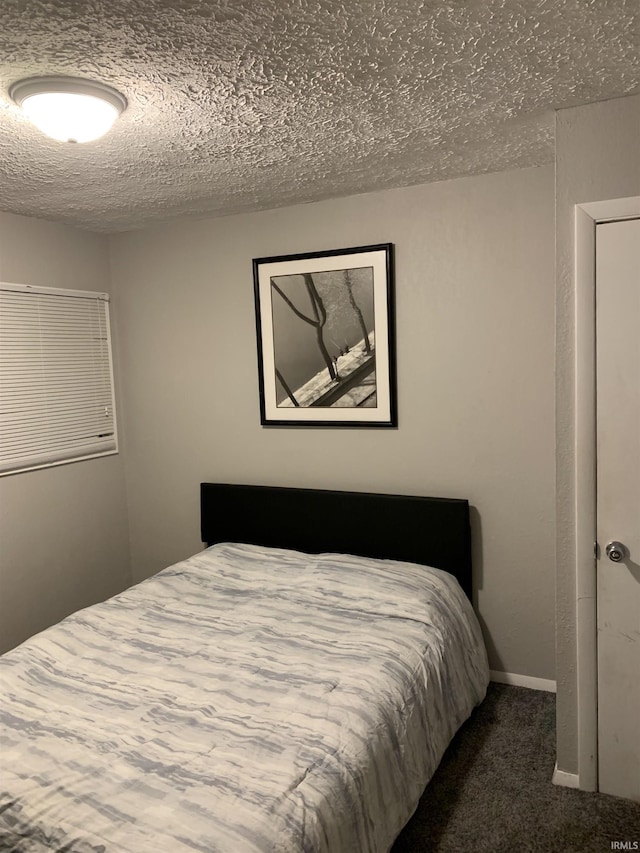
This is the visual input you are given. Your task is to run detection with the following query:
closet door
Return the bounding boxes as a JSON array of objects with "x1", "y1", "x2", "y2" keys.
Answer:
[{"x1": 596, "y1": 217, "x2": 640, "y2": 802}]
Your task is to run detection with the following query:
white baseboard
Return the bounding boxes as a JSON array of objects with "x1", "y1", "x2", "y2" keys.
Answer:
[
  {"x1": 490, "y1": 670, "x2": 557, "y2": 693},
  {"x1": 552, "y1": 763, "x2": 581, "y2": 789}
]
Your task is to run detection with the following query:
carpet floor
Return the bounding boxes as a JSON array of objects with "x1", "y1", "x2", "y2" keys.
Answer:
[{"x1": 392, "y1": 683, "x2": 640, "y2": 852}]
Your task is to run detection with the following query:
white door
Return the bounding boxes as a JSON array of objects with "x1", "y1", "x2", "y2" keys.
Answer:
[{"x1": 596, "y1": 217, "x2": 640, "y2": 802}]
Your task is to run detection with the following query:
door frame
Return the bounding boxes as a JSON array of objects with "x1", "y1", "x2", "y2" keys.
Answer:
[{"x1": 573, "y1": 195, "x2": 640, "y2": 792}]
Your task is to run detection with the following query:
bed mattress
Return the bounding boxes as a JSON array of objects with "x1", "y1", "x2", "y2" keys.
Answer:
[{"x1": 0, "y1": 542, "x2": 489, "y2": 852}]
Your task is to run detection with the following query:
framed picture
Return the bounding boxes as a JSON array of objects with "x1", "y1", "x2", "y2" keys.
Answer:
[{"x1": 253, "y1": 243, "x2": 396, "y2": 427}]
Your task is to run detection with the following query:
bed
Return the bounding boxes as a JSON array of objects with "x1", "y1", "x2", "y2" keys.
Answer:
[{"x1": 0, "y1": 483, "x2": 489, "y2": 853}]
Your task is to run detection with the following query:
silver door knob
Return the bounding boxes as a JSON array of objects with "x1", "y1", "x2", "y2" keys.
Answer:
[{"x1": 605, "y1": 541, "x2": 627, "y2": 562}]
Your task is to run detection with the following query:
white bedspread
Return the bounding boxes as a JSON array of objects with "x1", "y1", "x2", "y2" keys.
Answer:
[{"x1": 0, "y1": 542, "x2": 489, "y2": 852}]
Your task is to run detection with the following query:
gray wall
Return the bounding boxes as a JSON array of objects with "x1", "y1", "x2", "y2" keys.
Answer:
[
  {"x1": 109, "y1": 164, "x2": 556, "y2": 680},
  {"x1": 0, "y1": 212, "x2": 132, "y2": 653},
  {"x1": 555, "y1": 94, "x2": 640, "y2": 774}
]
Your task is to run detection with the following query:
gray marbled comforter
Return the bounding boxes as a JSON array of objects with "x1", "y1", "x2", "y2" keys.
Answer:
[{"x1": 0, "y1": 542, "x2": 489, "y2": 852}]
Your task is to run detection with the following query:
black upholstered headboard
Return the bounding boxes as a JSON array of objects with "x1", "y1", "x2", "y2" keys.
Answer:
[{"x1": 200, "y1": 483, "x2": 473, "y2": 600}]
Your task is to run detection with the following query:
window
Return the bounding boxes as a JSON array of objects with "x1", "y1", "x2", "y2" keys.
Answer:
[{"x1": 0, "y1": 282, "x2": 118, "y2": 476}]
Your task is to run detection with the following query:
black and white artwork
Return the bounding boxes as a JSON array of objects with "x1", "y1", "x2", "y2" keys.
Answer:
[{"x1": 253, "y1": 244, "x2": 396, "y2": 427}]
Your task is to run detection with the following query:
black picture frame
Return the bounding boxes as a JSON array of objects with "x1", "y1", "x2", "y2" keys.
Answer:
[{"x1": 253, "y1": 243, "x2": 396, "y2": 427}]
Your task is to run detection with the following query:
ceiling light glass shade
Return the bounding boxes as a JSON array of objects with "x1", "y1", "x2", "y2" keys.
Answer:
[{"x1": 9, "y1": 77, "x2": 126, "y2": 143}]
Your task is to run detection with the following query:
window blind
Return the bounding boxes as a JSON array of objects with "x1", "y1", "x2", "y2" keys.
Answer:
[{"x1": 0, "y1": 282, "x2": 118, "y2": 476}]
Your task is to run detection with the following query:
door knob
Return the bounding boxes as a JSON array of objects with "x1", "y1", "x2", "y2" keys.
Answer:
[{"x1": 605, "y1": 541, "x2": 627, "y2": 562}]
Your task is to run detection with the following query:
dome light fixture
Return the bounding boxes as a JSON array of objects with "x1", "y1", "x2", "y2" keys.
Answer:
[{"x1": 9, "y1": 76, "x2": 127, "y2": 143}]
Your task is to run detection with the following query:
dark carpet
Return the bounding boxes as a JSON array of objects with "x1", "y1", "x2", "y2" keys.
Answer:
[{"x1": 392, "y1": 683, "x2": 640, "y2": 852}]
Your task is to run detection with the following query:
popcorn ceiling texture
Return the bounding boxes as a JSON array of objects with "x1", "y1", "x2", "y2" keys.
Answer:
[{"x1": 0, "y1": 0, "x2": 638, "y2": 233}]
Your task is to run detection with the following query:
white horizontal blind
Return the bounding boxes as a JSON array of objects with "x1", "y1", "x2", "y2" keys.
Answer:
[{"x1": 0, "y1": 282, "x2": 118, "y2": 476}]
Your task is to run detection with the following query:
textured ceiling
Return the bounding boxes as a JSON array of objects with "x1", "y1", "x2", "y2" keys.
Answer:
[{"x1": 0, "y1": 0, "x2": 638, "y2": 233}]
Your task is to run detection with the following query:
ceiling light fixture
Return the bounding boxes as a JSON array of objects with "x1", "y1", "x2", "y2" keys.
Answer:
[{"x1": 9, "y1": 76, "x2": 127, "y2": 143}]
